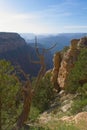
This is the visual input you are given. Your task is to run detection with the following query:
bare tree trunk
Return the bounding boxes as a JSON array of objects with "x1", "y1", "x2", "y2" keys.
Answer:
[
  {"x1": 12, "y1": 37, "x2": 56, "y2": 130},
  {"x1": 35, "y1": 65, "x2": 46, "y2": 88},
  {"x1": 12, "y1": 81, "x2": 33, "y2": 130},
  {"x1": 32, "y1": 36, "x2": 56, "y2": 89}
]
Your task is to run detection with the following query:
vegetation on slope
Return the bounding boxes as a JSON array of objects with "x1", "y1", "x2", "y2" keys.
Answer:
[
  {"x1": 0, "y1": 41, "x2": 87, "y2": 130},
  {"x1": 0, "y1": 60, "x2": 21, "y2": 130},
  {"x1": 66, "y1": 48, "x2": 87, "y2": 93}
]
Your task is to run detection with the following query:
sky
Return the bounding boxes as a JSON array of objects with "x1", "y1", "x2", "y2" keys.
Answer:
[{"x1": 0, "y1": 0, "x2": 87, "y2": 34}]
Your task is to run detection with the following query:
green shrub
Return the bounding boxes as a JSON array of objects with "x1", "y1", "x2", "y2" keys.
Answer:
[
  {"x1": 29, "y1": 127, "x2": 49, "y2": 130},
  {"x1": 57, "y1": 124, "x2": 79, "y2": 130},
  {"x1": 46, "y1": 121, "x2": 79, "y2": 130},
  {"x1": 22, "y1": 127, "x2": 49, "y2": 130},
  {"x1": 77, "y1": 83, "x2": 87, "y2": 98},
  {"x1": 0, "y1": 60, "x2": 21, "y2": 130},
  {"x1": 71, "y1": 98, "x2": 87, "y2": 114},
  {"x1": 65, "y1": 48, "x2": 87, "y2": 93},
  {"x1": 29, "y1": 105, "x2": 40, "y2": 121},
  {"x1": 32, "y1": 71, "x2": 55, "y2": 112}
]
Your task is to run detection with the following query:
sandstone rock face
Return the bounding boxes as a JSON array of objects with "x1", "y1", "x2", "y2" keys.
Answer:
[
  {"x1": 60, "y1": 101, "x2": 73, "y2": 112},
  {"x1": 60, "y1": 111, "x2": 87, "y2": 124},
  {"x1": 51, "y1": 52, "x2": 62, "y2": 90},
  {"x1": 52, "y1": 37, "x2": 87, "y2": 89},
  {"x1": 78, "y1": 36, "x2": 87, "y2": 48},
  {"x1": 58, "y1": 39, "x2": 80, "y2": 88}
]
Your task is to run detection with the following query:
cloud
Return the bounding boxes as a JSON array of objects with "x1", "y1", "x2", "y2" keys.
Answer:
[
  {"x1": 0, "y1": 0, "x2": 86, "y2": 33},
  {"x1": 0, "y1": 11, "x2": 54, "y2": 33},
  {"x1": 35, "y1": 0, "x2": 82, "y2": 19},
  {"x1": 64, "y1": 25, "x2": 87, "y2": 29},
  {"x1": 0, "y1": 12, "x2": 37, "y2": 22},
  {"x1": 0, "y1": 4, "x2": 72, "y2": 33},
  {"x1": 0, "y1": 12, "x2": 39, "y2": 32}
]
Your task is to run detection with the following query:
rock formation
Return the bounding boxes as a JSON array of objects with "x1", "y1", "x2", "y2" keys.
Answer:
[
  {"x1": 51, "y1": 52, "x2": 62, "y2": 91},
  {"x1": 52, "y1": 37, "x2": 87, "y2": 89},
  {"x1": 58, "y1": 39, "x2": 80, "y2": 88},
  {"x1": 0, "y1": 32, "x2": 26, "y2": 53}
]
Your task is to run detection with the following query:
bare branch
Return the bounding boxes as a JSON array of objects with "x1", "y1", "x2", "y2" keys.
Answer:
[
  {"x1": 35, "y1": 36, "x2": 40, "y2": 57},
  {"x1": 17, "y1": 66, "x2": 30, "y2": 80},
  {"x1": 31, "y1": 60, "x2": 41, "y2": 64},
  {"x1": 42, "y1": 43, "x2": 57, "y2": 53},
  {"x1": 29, "y1": 54, "x2": 40, "y2": 64},
  {"x1": 12, "y1": 37, "x2": 57, "y2": 130}
]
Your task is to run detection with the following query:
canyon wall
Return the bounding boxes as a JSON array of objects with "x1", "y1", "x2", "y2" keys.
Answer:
[{"x1": 51, "y1": 37, "x2": 87, "y2": 90}]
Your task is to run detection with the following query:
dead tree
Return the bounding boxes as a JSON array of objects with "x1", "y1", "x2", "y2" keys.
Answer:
[
  {"x1": 15, "y1": 81, "x2": 32, "y2": 129},
  {"x1": 12, "y1": 37, "x2": 56, "y2": 130},
  {"x1": 12, "y1": 70, "x2": 33, "y2": 130},
  {"x1": 31, "y1": 36, "x2": 56, "y2": 87}
]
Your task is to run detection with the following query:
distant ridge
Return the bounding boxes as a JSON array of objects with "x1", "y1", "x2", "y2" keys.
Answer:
[
  {"x1": 21, "y1": 33, "x2": 87, "y2": 54},
  {"x1": 0, "y1": 32, "x2": 53, "y2": 76}
]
